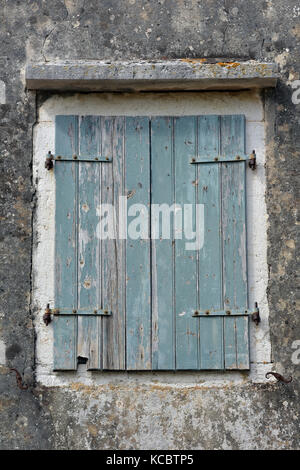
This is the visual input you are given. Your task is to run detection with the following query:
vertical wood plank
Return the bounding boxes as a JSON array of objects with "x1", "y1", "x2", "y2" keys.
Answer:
[
  {"x1": 54, "y1": 116, "x2": 78, "y2": 370},
  {"x1": 77, "y1": 116, "x2": 101, "y2": 369},
  {"x1": 224, "y1": 316, "x2": 237, "y2": 369},
  {"x1": 102, "y1": 117, "x2": 126, "y2": 370},
  {"x1": 55, "y1": 115, "x2": 78, "y2": 157},
  {"x1": 77, "y1": 316, "x2": 99, "y2": 369},
  {"x1": 79, "y1": 115, "x2": 101, "y2": 159},
  {"x1": 125, "y1": 117, "x2": 151, "y2": 370},
  {"x1": 222, "y1": 158, "x2": 247, "y2": 310},
  {"x1": 151, "y1": 117, "x2": 174, "y2": 370},
  {"x1": 101, "y1": 117, "x2": 113, "y2": 369},
  {"x1": 53, "y1": 316, "x2": 77, "y2": 371},
  {"x1": 197, "y1": 115, "x2": 220, "y2": 161},
  {"x1": 221, "y1": 115, "x2": 249, "y2": 370},
  {"x1": 174, "y1": 116, "x2": 198, "y2": 369},
  {"x1": 221, "y1": 115, "x2": 247, "y2": 310},
  {"x1": 236, "y1": 316, "x2": 250, "y2": 369},
  {"x1": 200, "y1": 316, "x2": 224, "y2": 369},
  {"x1": 197, "y1": 116, "x2": 224, "y2": 369}
]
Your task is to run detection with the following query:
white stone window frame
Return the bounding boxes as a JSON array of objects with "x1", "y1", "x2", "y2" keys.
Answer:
[{"x1": 33, "y1": 90, "x2": 272, "y2": 387}]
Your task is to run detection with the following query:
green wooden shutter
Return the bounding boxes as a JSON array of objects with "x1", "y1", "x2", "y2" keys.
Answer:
[
  {"x1": 54, "y1": 115, "x2": 126, "y2": 370},
  {"x1": 53, "y1": 114, "x2": 250, "y2": 371},
  {"x1": 175, "y1": 115, "x2": 249, "y2": 370}
]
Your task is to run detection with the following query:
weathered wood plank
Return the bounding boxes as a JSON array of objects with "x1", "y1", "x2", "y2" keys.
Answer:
[
  {"x1": 197, "y1": 116, "x2": 224, "y2": 369},
  {"x1": 125, "y1": 117, "x2": 151, "y2": 370},
  {"x1": 174, "y1": 116, "x2": 198, "y2": 369},
  {"x1": 222, "y1": 158, "x2": 247, "y2": 310},
  {"x1": 221, "y1": 115, "x2": 247, "y2": 310},
  {"x1": 77, "y1": 116, "x2": 101, "y2": 369},
  {"x1": 54, "y1": 115, "x2": 78, "y2": 370},
  {"x1": 236, "y1": 316, "x2": 250, "y2": 369},
  {"x1": 102, "y1": 117, "x2": 126, "y2": 370},
  {"x1": 197, "y1": 115, "x2": 220, "y2": 161},
  {"x1": 200, "y1": 316, "x2": 224, "y2": 369},
  {"x1": 54, "y1": 162, "x2": 78, "y2": 309},
  {"x1": 55, "y1": 115, "x2": 78, "y2": 157},
  {"x1": 53, "y1": 316, "x2": 77, "y2": 371},
  {"x1": 101, "y1": 117, "x2": 126, "y2": 370},
  {"x1": 221, "y1": 115, "x2": 249, "y2": 370},
  {"x1": 100, "y1": 117, "x2": 114, "y2": 370},
  {"x1": 77, "y1": 315, "x2": 100, "y2": 370},
  {"x1": 151, "y1": 117, "x2": 174, "y2": 370},
  {"x1": 224, "y1": 316, "x2": 237, "y2": 369},
  {"x1": 79, "y1": 115, "x2": 101, "y2": 160}
]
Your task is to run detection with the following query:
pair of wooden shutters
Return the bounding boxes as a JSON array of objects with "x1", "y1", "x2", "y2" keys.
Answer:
[{"x1": 54, "y1": 114, "x2": 250, "y2": 371}]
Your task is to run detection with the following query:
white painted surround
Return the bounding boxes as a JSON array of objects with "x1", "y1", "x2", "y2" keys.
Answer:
[{"x1": 33, "y1": 91, "x2": 273, "y2": 387}]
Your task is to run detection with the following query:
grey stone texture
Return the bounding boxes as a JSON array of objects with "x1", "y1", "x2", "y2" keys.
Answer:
[
  {"x1": 26, "y1": 60, "x2": 278, "y2": 91},
  {"x1": 0, "y1": 0, "x2": 299, "y2": 449}
]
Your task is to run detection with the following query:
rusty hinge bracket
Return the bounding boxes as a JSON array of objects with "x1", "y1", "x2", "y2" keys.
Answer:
[
  {"x1": 248, "y1": 150, "x2": 256, "y2": 170},
  {"x1": 45, "y1": 151, "x2": 54, "y2": 170},
  {"x1": 43, "y1": 303, "x2": 52, "y2": 325},
  {"x1": 251, "y1": 302, "x2": 260, "y2": 325},
  {"x1": 55, "y1": 155, "x2": 112, "y2": 162},
  {"x1": 192, "y1": 303, "x2": 260, "y2": 319},
  {"x1": 53, "y1": 308, "x2": 112, "y2": 316},
  {"x1": 265, "y1": 372, "x2": 293, "y2": 383},
  {"x1": 189, "y1": 152, "x2": 257, "y2": 165}
]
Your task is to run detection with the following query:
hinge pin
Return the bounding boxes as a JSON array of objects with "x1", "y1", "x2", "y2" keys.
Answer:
[
  {"x1": 43, "y1": 303, "x2": 52, "y2": 326},
  {"x1": 45, "y1": 151, "x2": 54, "y2": 170},
  {"x1": 248, "y1": 150, "x2": 256, "y2": 171},
  {"x1": 251, "y1": 302, "x2": 260, "y2": 325}
]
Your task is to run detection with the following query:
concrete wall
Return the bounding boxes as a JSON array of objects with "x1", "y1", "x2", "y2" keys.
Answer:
[{"x1": 0, "y1": 0, "x2": 299, "y2": 449}]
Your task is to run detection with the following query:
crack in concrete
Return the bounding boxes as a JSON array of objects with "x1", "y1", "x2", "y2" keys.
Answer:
[{"x1": 41, "y1": 2, "x2": 69, "y2": 62}]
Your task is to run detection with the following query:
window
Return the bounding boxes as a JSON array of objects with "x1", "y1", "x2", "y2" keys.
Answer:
[{"x1": 53, "y1": 114, "x2": 251, "y2": 371}]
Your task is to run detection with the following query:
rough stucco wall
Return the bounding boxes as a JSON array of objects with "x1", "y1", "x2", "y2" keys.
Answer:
[{"x1": 0, "y1": 0, "x2": 299, "y2": 449}]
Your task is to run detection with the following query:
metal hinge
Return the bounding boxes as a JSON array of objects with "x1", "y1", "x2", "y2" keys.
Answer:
[
  {"x1": 55, "y1": 155, "x2": 112, "y2": 162},
  {"x1": 190, "y1": 150, "x2": 257, "y2": 166},
  {"x1": 45, "y1": 151, "x2": 113, "y2": 168},
  {"x1": 251, "y1": 302, "x2": 260, "y2": 325},
  {"x1": 45, "y1": 151, "x2": 54, "y2": 170},
  {"x1": 43, "y1": 304, "x2": 52, "y2": 325},
  {"x1": 192, "y1": 303, "x2": 260, "y2": 323},
  {"x1": 43, "y1": 304, "x2": 112, "y2": 325},
  {"x1": 53, "y1": 308, "x2": 112, "y2": 316}
]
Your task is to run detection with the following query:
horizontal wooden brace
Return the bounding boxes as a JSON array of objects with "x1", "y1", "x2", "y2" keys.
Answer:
[
  {"x1": 190, "y1": 154, "x2": 252, "y2": 164},
  {"x1": 53, "y1": 308, "x2": 112, "y2": 316},
  {"x1": 192, "y1": 308, "x2": 253, "y2": 317}
]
